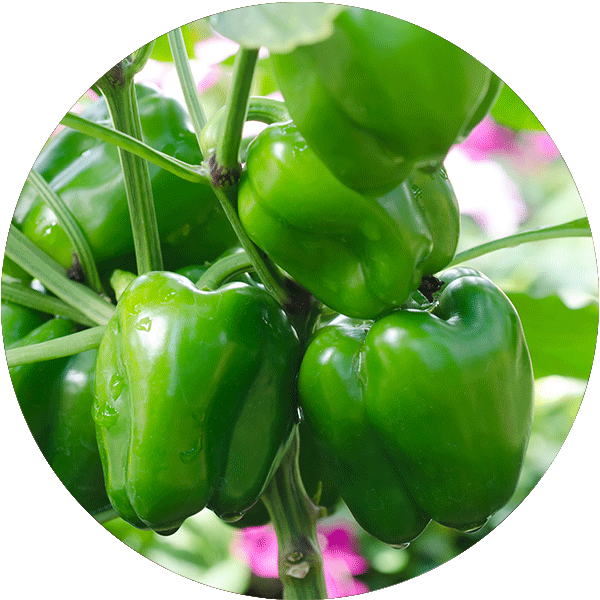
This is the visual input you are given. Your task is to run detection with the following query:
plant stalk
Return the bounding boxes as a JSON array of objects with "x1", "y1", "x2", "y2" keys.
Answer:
[
  {"x1": 450, "y1": 217, "x2": 591, "y2": 267},
  {"x1": 261, "y1": 428, "x2": 328, "y2": 600},
  {"x1": 96, "y1": 56, "x2": 163, "y2": 275},
  {"x1": 1, "y1": 281, "x2": 97, "y2": 327},
  {"x1": 214, "y1": 48, "x2": 259, "y2": 182},
  {"x1": 5, "y1": 225, "x2": 114, "y2": 326},
  {"x1": 167, "y1": 27, "x2": 207, "y2": 142},
  {"x1": 60, "y1": 112, "x2": 211, "y2": 184},
  {"x1": 27, "y1": 169, "x2": 103, "y2": 293},
  {"x1": 6, "y1": 326, "x2": 105, "y2": 367}
]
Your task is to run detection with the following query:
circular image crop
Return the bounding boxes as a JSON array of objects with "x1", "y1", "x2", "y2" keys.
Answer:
[{"x1": 2, "y1": 3, "x2": 598, "y2": 599}]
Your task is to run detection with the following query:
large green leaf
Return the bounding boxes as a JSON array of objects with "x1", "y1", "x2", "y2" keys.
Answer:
[
  {"x1": 209, "y1": 3, "x2": 345, "y2": 53},
  {"x1": 491, "y1": 83, "x2": 545, "y2": 131},
  {"x1": 507, "y1": 292, "x2": 598, "y2": 380}
]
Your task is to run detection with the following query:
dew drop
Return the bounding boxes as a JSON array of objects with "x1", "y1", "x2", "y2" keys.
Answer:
[
  {"x1": 389, "y1": 543, "x2": 410, "y2": 550},
  {"x1": 109, "y1": 373, "x2": 125, "y2": 400},
  {"x1": 93, "y1": 402, "x2": 118, "y2": 429},
  {"x1": 286, "y1": 551, "x2": 305, "y2": 563},
  {"x1": 220, "y1": 512, "x2": 244, "y2": 523},
  {"x1": 179, "y1": 436, "x2": 203, "y2": 463},
  {"x1": 286, "y1": 561, "x2": 310, "y2": 579},
  {"x1": 460, "y1": 519, "x2": 489, "y2": 534},
  {"x1": 130, "y1": 302, "x2": 143, "y2": 315},
  {"x1": 135, "y1": 316, "x2": 152, "y2": 332}
]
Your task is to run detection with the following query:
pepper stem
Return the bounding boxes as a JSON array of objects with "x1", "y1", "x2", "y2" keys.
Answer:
[
  {"x1": 96, "y1": 46, "x2": 164, "y2": 275},
  {"x1": 214, "y1": 48, "x2": 259, "y2": 183},
  {"x1": 261, "y1": 427, "x2": 328, "y2": 600}
]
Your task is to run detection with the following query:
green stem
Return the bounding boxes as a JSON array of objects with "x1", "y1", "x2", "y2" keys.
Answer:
[
  {"x1": 246, "y1": 96, "x2": 290, "y2": 124},
  {"x1": 130, "y1": 42, "x2": 155, "y2": 75},
  {"x1": 6, "y1": 326, "x2": 105, "y2": 367},
  {"x1": 213, "y1": 186, "x2": 290, "y2": 307},
  {"x1": 1, "y1": 281, "x2": 97, "y2": 327},
  {"x1": 167, "y1": 27, "x2": 207, "y2": 141},
  {"x1": 196, "y1": 251, "x2": 253, "y2": 290},
  {"x1": 200, "y1": 97, "x2": 290, "y2": 158},
  {"x1": 261, "y1": 428, "x2": 328, "y2": 600},
  {"x1": 96, "y1": 63, "x2": 163, "y2": 274},
  {"x1": 213, "y1": 48, "x2": 259, "y2": 186},
  {"x1": 27, "y1": 169, "x2": 103, "y2": 293},
  {"x1": 110, "y1": 269, "x2": 137, "y2": 301},
  {"x1": 5, "y1": 226, "x2": 114, "y2": 326},
  {"x1": 450, "y1": 218, "x2": 591, "y2": 267},
  {"x1": 60, "y1": 112, "x2": 211, "y2": 185}
]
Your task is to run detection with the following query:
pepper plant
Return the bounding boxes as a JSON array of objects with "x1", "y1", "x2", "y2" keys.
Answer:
[{"x1": 2, "y1": 5, "x2": 597, "y2": 599}]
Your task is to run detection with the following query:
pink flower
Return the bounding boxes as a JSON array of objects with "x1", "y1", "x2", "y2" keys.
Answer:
[
  {"x1": 232, "y1": 520, "x2": 369, "y2": 598},
  {"x1": 459, "y1": 115, "x2": 561, "y2": 169},
  {"x1": 460, "y1": 116, "x2": 518, "y2": 161}
]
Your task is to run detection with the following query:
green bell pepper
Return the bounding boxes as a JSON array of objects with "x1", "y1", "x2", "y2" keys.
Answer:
[
  {"x1": 238, "y1": 121, "x2": 459, "y2": 319},
  {"x1": 47, "y1": 349, "x2": 111, "y2": 515},
  {"x1": 7, "y1": 317, "x2": 78, "y2": 454},
  {"x1": 1, "y1": 300, "x2": 49, "y2": 346},
  {"x1": 272, "y1": 7, "x2": 500, "y2": 195},
  {"x1": 93, "y1": 271, "x2": 301, "y2": 534},
  {"x1": 13, "y1": 84, "x2": 236, "y2": 274},
  {"x1": 298, "y1": 267, "x2": 534, "y2": 545}
]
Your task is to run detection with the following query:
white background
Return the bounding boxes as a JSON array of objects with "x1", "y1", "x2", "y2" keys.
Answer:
[{"x1": 1, "y1": 1, "x2": 598, "y2": 598}]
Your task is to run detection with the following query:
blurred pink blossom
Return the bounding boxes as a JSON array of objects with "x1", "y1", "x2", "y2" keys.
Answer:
[
  {"x1": 232, "y1": 520, "x2": 369, "y2": 598},
  {"x1": 460, "y1": 117, "x2": 518, "y2": 161},
  {"x1": 460, "y1": 116, "x2": 561, "y2": 169}
]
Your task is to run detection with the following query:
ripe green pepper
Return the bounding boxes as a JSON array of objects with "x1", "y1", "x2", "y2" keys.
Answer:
[
  {"x1": 7, "y1": 317, "x2": 78, "y2": 454},
  {"x1": 238, "y1": 121, "x2": 459, "y2": 319},
  {"x1": 93, "y1": 271, "x2": 301, "y2": 534},
  {"x1": 272, "y1": 7, "x2": 500, "y2": 195},
  {"x1": 47, "y1": 349, "x2": 111, "y2": 515},
  {"x1": 1, "y1": 300, "x2": 49, "y2": 346},
  {"x1": 298, "y1": 267, "x2": 534, "y2": 545},
  {"x1": 13, "y1": 84, "x2": 236, "y2": 274}
]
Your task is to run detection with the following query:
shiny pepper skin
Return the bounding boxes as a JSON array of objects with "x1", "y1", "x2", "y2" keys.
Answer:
[
  {"x1": 13, "y1": 84, "x2": 236, "y2": 274},
  {"x1": 7, "y1": 317, "x2": 78, "y2": 454},
  {"x1": 48, "y1": 349, "x2": 111, "y2": 515},
  {"x1": 272, "y1": 7, "x2": 501, "y2": 195},
  {"x1": 1, "y1": 300, "x2": 49, "y2": 346},
  {"x1": 298, "y1": 267, "x2": 534, "y2": 545},
  {"x1": 93, "y1": 271, "x2": 301, "y2": 535},
  {"x1": 238, "y1": 121, "x2": 459, "y2": 319}
]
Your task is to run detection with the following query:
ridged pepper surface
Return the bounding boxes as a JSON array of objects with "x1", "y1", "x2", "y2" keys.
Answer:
[
  {"x1": 238, "y1": 121, "x2": 459, "y2": 319},
  {"x1": 48, "y1": 349, "x2": 111, "y2": 515},
  {"x1": 272, "y1": 7, "x2": 501, "y2": 195},
  {"x1": 93, "y1": 271, "x2": 301, "y2": 535},
  {"x1": 299, "y1": 267, "x2": 534, "y2": 545}
]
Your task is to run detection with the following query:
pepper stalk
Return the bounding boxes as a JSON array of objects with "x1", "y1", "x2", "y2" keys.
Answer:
[{"x1": 95, "y1": 42, "x2": 163, "y2": 275}]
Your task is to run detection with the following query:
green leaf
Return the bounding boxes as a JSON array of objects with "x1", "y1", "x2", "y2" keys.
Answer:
[
  {"x1": 491, "y1": 83, "x2": 545, "y2": 131},
  {"x1": 209, "y1": 3, "x2": 345, "y2": 53},
  {"x1": 507, "y1": 292, "x2": 598, "y2": 380}
]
